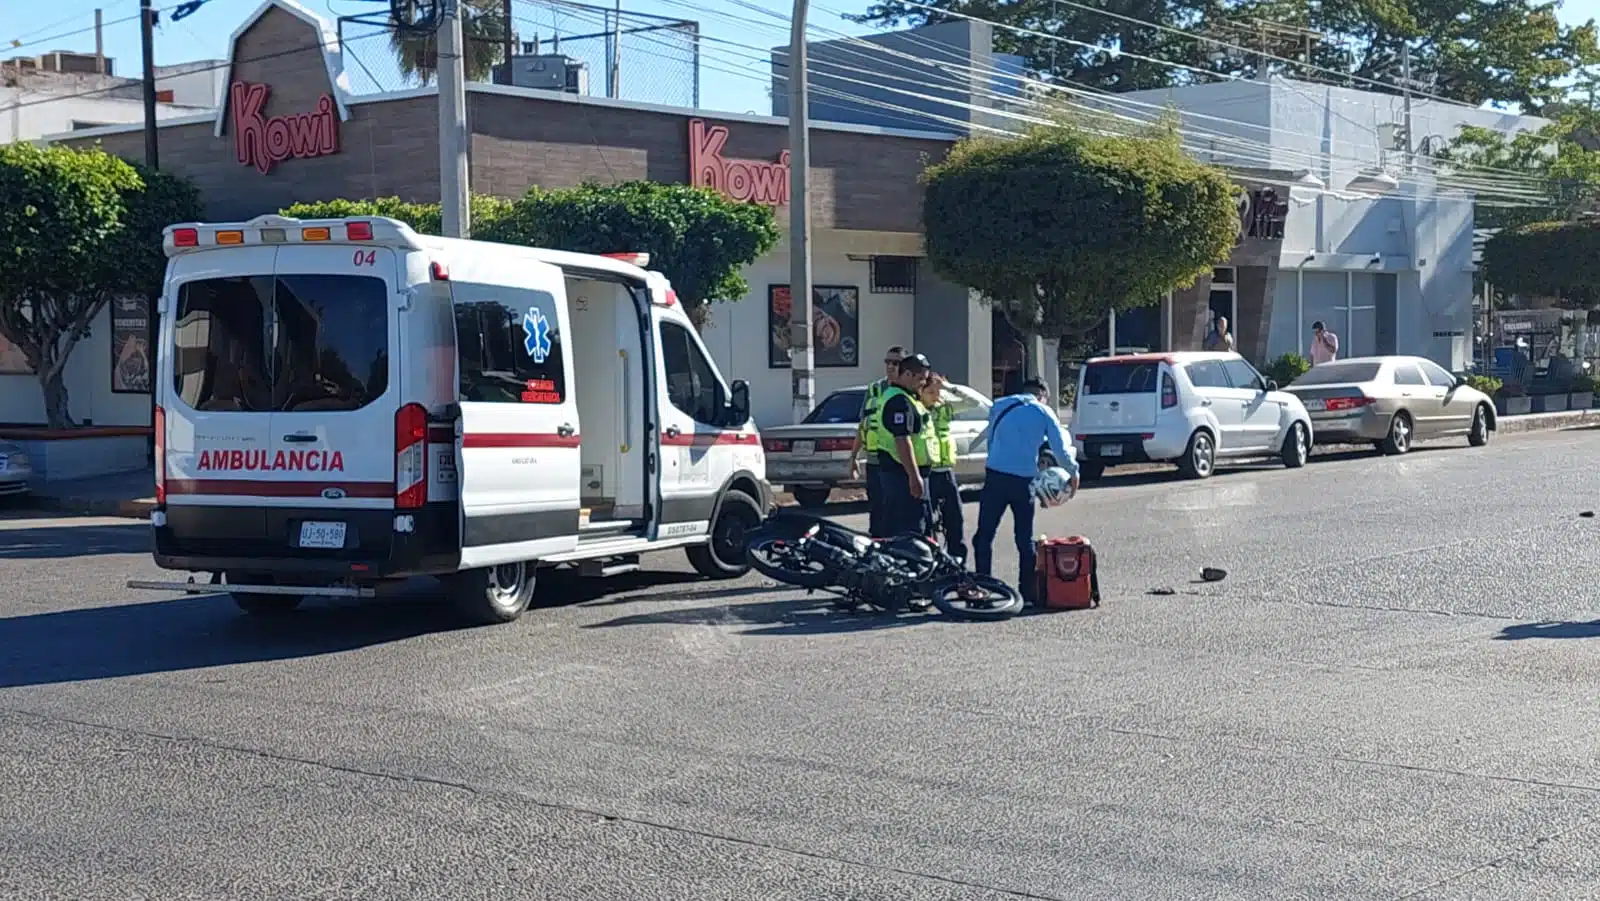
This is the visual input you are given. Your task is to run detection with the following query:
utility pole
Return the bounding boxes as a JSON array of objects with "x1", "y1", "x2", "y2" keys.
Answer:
[
  {"x1": 437, "y1": 0, "x2": 471, "y2": 237},
  {"x1": 787, "y1": 0, "x2": 814, "y2": 423},
  {"x1": 500, "y1": 0, "x2": 513, "y2": 84},
  {"x1": 94, "y1": 8, "x2": 105, "y2": 74},
  {"x1": 608, "y1": 0, "x2": 621, "y2": 99},
  {"x1": 1400, "y1": 42, "x2": 1414, "y2": 175},
  {"x1": 139, "y1": 0, "x2": 158, "y2": 169}
]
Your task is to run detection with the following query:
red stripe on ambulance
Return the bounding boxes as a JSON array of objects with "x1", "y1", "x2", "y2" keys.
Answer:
[{"x1": 166, "y1": 479, "x2": 392, "y2": 498}]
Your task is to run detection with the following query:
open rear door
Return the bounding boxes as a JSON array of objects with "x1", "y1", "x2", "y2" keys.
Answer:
[{"x1": 451, "y1": 261, "x2": 582, "y2": 568}]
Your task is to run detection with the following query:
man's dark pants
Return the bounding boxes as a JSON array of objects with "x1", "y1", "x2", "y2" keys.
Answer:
[
  {"x1": 877, "y1": 464, "x2": 931, "y2": 538},
  {"x1": 972, "y1": 469, "x2": 1037, "y2": 601},
  {"x1": 864, "y1": 462, "x2": 884, "y2": 536},
  {"x1": 928, "y1": 467, "x2": 965, "y2": 561}
]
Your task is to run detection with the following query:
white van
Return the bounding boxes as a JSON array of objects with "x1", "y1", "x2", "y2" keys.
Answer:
[{"x1": 127, "y1": 215, "x2": 770, "y2": 624}]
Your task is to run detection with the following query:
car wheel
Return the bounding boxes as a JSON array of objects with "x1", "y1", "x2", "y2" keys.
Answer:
[
  {"x1": 1079, "y1": 461, "x2": 1105, "y2": 482},
  {"x1": 448, "y1": 561, "x2": 536, "y2": 625},
  {"x1": 1380, "y1": 411, "x2": 1413, "y2": 455},
  {"x1": 1468, "y1": 404, "x2": 1491, "y2": 447},
  {"x1": 687, "y1": 490, "x2": 762, "y2": 579},
  {"x1": 1177, "y1": 429, "x2": 1216, "y2": 479},
  {"x1": 1280, "y1": 422, "x2": 1309, "y2": 468},
  {"x1": 790, "y1": 486, "x2": 832, "y2": 508}
]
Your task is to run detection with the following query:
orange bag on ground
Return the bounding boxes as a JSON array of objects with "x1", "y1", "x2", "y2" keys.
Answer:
[{"x1": 1034, "y1": 536, "x2": 1100, "y2": 610}]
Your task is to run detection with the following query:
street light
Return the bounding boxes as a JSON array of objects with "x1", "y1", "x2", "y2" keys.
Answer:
[{"x1": 1346, "y1": 167, "x2": 1399, "y2": 194}]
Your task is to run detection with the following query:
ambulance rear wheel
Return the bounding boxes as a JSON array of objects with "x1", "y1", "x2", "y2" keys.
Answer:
[
  {"x1": 688, "y1": 491, "x2": 761, "y2": 580},
  {"x1": 449, "y1": 562, "x2": 536, "y2": 625}
]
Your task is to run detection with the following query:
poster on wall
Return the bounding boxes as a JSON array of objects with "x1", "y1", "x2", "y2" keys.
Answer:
[
  {"x1": 0, "y1": 333, "x2": 30, "y2": 375},
  {"x1": 767, "y1": 284, "x2": 860, "y2": 369},
  {"x1": 110, "y1": 294, "x2": 152, "y2": 394}
]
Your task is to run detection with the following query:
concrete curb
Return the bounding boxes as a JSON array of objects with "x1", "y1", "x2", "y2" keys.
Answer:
[{"x1": 23, "y1": 409, "x2": 1600, "y2": 521}]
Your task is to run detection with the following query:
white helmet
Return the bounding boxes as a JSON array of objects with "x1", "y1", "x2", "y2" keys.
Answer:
[{"x1": 1031, "y1": 466, "x2": 1075, "y2": 507}]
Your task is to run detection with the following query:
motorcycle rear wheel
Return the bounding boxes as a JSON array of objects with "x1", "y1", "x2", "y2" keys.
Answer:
[{"x1": 928, "y1": 574, "x2": 1025, "y2": 620}]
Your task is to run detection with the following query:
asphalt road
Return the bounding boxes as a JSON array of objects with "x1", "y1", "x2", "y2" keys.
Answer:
[{"x1": 4, "y1": 429, "x2": 1600, "y2": 900}]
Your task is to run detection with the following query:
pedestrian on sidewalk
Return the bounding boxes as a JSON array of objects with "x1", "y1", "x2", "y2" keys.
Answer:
[
  {"x1": 918, "y1": 370, "x2": 966, "y2": 564},
  {"x1": 1310, "y1": 321, "x2": 1339, "y2": 366},
  {"x1": 850, "y1": 345, "x2": 905, "y2": 536},
  {"x1": 971, "y1": 377, "x2": 1076, "y2": 605}
]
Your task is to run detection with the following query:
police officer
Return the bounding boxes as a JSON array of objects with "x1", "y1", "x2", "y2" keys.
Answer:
[
  {"x1": 850, "y1": 345, "x2": 906, "y2": 536},
  {"x1": 918, "y1": 371, "x2": 965, "y2": 563},
  {"x1": 868, "y1": 353, "x2": 938, "y2": 538}
]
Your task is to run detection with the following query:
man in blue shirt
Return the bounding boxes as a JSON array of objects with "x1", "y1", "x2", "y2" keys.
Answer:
[{"x1": 972, "y1": 378, "x2": 1078, "y2": 603}]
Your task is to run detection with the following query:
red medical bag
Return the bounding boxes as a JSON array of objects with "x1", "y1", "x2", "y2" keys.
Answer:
[{"x1": 1034, "y1": 536, "x2": 1100, "y2": 610}]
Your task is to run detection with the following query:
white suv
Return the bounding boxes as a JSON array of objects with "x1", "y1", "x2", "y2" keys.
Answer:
[{"x1": 1071, "y1": 351, "x2": 1314, "y2": 480}]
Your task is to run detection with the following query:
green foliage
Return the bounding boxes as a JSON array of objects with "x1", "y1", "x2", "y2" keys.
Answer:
[
  {"x1": 921, "y1": 117, "x2": 1238, "y2": 339},
  {"x1": 480, "y1": 181, "x2": 780, "y2": 324},
  {"x1": 1480, "y1": 218, "x2": 1600, "y2": 305},
  {"x1": 1263, "y1": 353, "x2": 1312, "y2": 387},
  {"x1": 388, "y1": 0, "x2": 508, "y2": 83},
  {"x1": 851, "y1": 0, "x2": 1599, "y2": 107},
  {"x1": 0, "y1": 144, "x2": 202, "y2": 426},
  {"x1": 1465, "y1": 374, "x2": 1504, "y2": 396},
  {"x1": 1436, "y1": 111, "x2": 1600, "y2": 230},
  {"x1": 279, "y1": 195, "x2": 512, "y2": 236}
]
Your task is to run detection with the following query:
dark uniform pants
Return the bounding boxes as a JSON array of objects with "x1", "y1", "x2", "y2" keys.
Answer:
[
  {"x1": 864, "y1": 462, "x2": 884, "y2": 537},
  {"x1": 878, "y1": 464, "x2": 931, "y2": 538},
  {"x1": 928, "y1": 468, "x2": 965, "y2": 562}
]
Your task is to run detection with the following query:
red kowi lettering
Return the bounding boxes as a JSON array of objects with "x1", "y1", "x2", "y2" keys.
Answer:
[
  {"x1": 196, "y1": 449, "x2": 346, "y2": 472},
  {"x1": 688, "y1": 119, "x2": 790, "y2": 206},
  {"x1": 232, "y1": 80, "x2": 341, "y2": 175}
]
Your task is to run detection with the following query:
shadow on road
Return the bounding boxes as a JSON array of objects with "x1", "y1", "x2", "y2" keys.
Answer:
[
  {"x1": 585, "y1": 593, "x2": 938, "y2": 636},
  {"x1": 0, "y1": 521, "x2": 149, "y2": 560},
  {"x1": 1494, "y1": 620, "x2": 1600, "y2": 640}
]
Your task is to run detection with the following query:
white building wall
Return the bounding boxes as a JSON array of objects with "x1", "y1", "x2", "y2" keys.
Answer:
[
  {"x1": 0, "y1": 304, "x2": 151, "y2": 427},
  {"x1": 2, "y1": 88, "x2": 209, "y2": 142}
]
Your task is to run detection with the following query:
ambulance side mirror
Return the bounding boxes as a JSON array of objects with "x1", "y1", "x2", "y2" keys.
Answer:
[{"x1": 727, "y1": 379, "x2": 751, "y2": 427}]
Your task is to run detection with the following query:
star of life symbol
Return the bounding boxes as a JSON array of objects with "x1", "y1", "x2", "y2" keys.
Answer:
[{"x1": 522, "y1": 307, "x2": 552, "y2": 364}]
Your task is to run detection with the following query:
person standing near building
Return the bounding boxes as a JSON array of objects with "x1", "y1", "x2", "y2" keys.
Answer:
[
  {"x1": 850, "y1": 345, "x2": 905, "y2": 536},
  {"x1": 918, "y1": 371, "x2": 966, "y2": 563},
  {"x1": 868, "y1": 353, "x2": 938, "y2": 539},
  {"x1": 1310, "y1": 321, "x2": 1339, "y2": 365},
  {"x1": 1205, "y1": 316, "x2": 1237, "y2": 352},
  {"x1": 971, "y1": 377, "x2": 1076, "y2": 604}
]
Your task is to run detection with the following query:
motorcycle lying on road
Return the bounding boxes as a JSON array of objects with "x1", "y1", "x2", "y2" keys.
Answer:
[{"x1": 744, "y1": 508, "x2": 1025, "y2": 620}]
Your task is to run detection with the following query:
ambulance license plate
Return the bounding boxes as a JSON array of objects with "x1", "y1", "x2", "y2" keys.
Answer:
[
  {"x1": 1100, "y1": 444, "x2": 1123, "y2": 457},
  {"x1": 298, "y1": 521, "x2": 347, "y2": 549}
]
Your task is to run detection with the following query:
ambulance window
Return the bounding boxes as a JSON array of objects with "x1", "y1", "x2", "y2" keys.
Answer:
[
  {"x1": 273, "y1": 274, "x2": 389, "y2": 412},
  {"x1": 659, "y1": 321, "x2": 724, "y2": 425},
  {"x1": 454, "y1": 293, "x2": 567, "y2": 405},
  {"x1": 172, "y1": 276, "x2": 273, "y2": 412}
]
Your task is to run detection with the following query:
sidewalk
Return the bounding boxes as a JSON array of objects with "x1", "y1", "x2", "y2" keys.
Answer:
[{"x1": 20, "y1": 407, "x2": 1600, "y2": 520}]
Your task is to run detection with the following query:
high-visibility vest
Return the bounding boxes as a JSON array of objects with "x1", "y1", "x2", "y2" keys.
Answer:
[
  {"x1": 858, "y1": 378, "x2": 891, "y2": 454},
  {"x1": 929, "y1": 402, "x2": 957, "y2": 469},
  {"x1": 869, "y1": 385, "x2": 935, "y2": 468}
]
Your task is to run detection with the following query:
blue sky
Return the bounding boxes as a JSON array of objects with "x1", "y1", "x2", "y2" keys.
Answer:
[
  {"x1": 1, "y1": 0, "x2": 887, "y2": 115},
  {"x1": 5, "y1": 0, "x2": 1599, "y2": 116}
]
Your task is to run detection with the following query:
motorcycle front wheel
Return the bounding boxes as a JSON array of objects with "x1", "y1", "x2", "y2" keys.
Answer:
[{"x1": 927, "y1": 574, "x2": 1025, "y2": 620}]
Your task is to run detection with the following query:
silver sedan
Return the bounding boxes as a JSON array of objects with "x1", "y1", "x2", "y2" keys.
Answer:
[
  {"x1": 762, "y1": 383, "x2": 995, "y2": 507},
  {"x1": 0, "y1": 440, "x2": 33, "y2": 498},
  {"x1": 1283, "y1": 355, "x2": 1496, "y2": 454}
]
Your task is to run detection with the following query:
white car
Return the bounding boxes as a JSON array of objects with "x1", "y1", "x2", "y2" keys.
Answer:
[
  {"x1": 0, "y1": 440, "x2": 31, "y2": 498},
  {"x1": 1071, "y1": 351, "x2": 1314, "y2": 480}
]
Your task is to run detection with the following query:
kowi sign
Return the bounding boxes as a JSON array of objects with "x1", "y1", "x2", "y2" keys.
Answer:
[
  {"x1": 688, "y1": 119, "x2": 790, "y2": 206},
  {"x1": 231, "y1": 80, "x2": 340, "y2": 175}
]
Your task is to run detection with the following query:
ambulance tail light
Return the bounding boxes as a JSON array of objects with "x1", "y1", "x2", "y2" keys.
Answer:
[
  {"x1": 172, "y1": 228, "x2": 199, "y2": 247},
  {"x1": 346, "y1": 221, "x2": 374, "y2": 241},
  {"x1": 153, "y1": 405, "x2": 167, "y2": 506},
  {"x1": 395, "y1": 403, "x2": 428, "y2": 509}
]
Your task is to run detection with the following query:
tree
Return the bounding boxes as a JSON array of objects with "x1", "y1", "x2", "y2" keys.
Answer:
[
  {"x1": 388, "y1": 0, "x2": 509, "y2": 84},
  {"x1": 851, "y1": 0, "x2": 1600, "y2": 108},
  {"x1": 1480, "y1": 218, "x2": 1600, "y2": 307},
  {"x1": 279, "y1": 195, "x2": 513, "y2": 235},
  {"x1": 479, "y1": 182, "x2": 780, "y2": 327},
  {"x1": 0, "y1": 144, "x2": 201, "y2": 427},
  {"x1": 1435, "y1": 110, "x2": 1600, "y2": 230},
  {"x1": 920, "y1": 115, "x2": 1238, "y2": 345}
]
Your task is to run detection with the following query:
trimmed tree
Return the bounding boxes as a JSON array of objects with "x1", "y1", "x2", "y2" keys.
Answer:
[
  {"x1": 479, "y1": 181, "x2": 780, "y2": 327},
  {"x1": 922, "y1": 117, "x2": 1239, "y2": 348},
  {"x1": 1481, "y1": 218, "x2": 1600, "y2": 307},
  {"x1": 0, "y1": 144, "x2": 201, "y2": 427}
]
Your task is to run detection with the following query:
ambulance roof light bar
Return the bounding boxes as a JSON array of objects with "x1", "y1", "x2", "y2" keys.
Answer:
[{"x1": 161, "y1": 216, "x2": 424, "y2": 257}]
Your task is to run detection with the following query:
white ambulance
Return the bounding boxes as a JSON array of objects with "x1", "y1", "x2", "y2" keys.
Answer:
[{"x1": 127, "y1": 215, "x2": 771, "y2": 624}]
